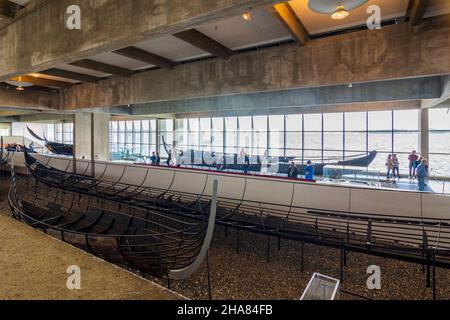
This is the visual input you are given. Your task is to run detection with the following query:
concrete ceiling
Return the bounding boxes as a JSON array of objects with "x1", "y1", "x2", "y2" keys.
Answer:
[
  {"x1": 197, "y1": 6, "x2": 291, "y2": 51},
  {"x1": 89, "y1": 52, "x2": 155, "y2": 71},
  {"x1": 425, "y1": 0, "x2": 450, "y2": 18},
  {"x1": 28, "y1": 73, "x2": 80, "y2": 84},
  {"x1": 290, "y1": 0, "x2": 410, "y2": 35},
  {"x1": 134, "y1": 35, "x2": 211, "y2": 63},
  {"x1": 54, "y1": 64, "x2": 111, "y2": 78},
  {"x1": 2, "y1": 0, "x2": 450, "y2": 118},
  {"x1": 7, "y1": 0, "x2": 450, "y2": 86},
  {"x1": 33, "y1": 0, "x2": 449, "y2": 86},
  {"x1": 8, "y1": 0, "x2": 30, "y2": 5}
]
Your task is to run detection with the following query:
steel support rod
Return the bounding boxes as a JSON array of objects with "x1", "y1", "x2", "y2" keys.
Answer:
[
  {"x1": 432, "y1": 257, "x2": 436, "y2": 300},
  {"x1": 301, "y1": 241, "x2": 304, "y2": 273},
  {"x1": 207, "y1": 250, "x2": 212, "y2": 300},
  {"x1": 236, "y1": 229, "x2": 240, "y2": 254}
]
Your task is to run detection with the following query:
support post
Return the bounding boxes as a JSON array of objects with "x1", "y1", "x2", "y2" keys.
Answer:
[
  {"x1": 207, "y1": 250, "x2": 212, "y2": 300},
  {"x1": 432, "y1": 253, "x2": 436, "y2": 300},
  {"x1": 236, "y1": 229, "x2": 240, "y2": 254},
  {"x1": 301, "y1": 241, "x2": 304, "y2": 273},
  {"x1": 420, "y1": 108, "x2": 429, "y2": 161},
  {"x1": 91, "y1": 113, "x2": 95, "y2": 178}
]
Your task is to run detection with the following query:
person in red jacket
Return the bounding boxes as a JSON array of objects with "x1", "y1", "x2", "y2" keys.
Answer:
[{"x1": 408, "y1": 150, "x2": 419, "y2": 178}]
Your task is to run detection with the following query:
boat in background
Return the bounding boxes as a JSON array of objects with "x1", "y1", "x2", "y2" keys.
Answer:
[
  {"x1": 27, "y1": 126, "x2": 73, "y2": 156},
  {"x1": 162, "y1": 136, "x2": 377, "y2": 175}
]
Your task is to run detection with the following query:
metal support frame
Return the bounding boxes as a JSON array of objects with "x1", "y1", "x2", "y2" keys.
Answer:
[
  {"x1": 206, "y1": 250, "x2": 212, "y2": 300},
  {"x1": 301, "y1": 241, "x2": 304, "y2": 273},
  {"x1": 19, "y1": 153, "x2": 450, "y2": 300},
  {"x1": 236, "y1": 229, "x2": 240, "y2": 254}
]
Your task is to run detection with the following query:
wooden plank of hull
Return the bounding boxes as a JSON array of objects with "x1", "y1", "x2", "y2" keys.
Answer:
[{"x1": 20, "y1": 152, "x2": 450, "y2": 267}]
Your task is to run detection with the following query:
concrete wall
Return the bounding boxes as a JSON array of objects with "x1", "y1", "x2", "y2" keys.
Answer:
[{"x1": 0, "y1": 88, "x2": 58, "y2": 110}]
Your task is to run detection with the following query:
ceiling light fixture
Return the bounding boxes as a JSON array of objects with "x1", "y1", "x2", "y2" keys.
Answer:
[
  {"x1": 331, "y1": 5, "x2": 349, "y2": 20},
  {"x1": 308, "y1": 0, "x2": 368, "y2": 20},
  {"x1": 242, "y1": 12, "x2": 252, "y2": 22},
  {"x1": 5, "y1": 76, "x2": 34, "y2": 91}
]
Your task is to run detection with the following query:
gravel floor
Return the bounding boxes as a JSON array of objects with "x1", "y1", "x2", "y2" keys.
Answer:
[
  {"x1": 146, "y1": 227, "x2": 450, "y2": 300},
  {"x1": 1, "y1": 179, "x2": 449, "y2": 300}
]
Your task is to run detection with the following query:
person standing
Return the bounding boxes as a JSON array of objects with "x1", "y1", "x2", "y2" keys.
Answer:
[
  {"x1": 156, "y1": 152, "x2": 161, "y2": 165},
  {"x1": 150, "y1": 151, "x2": 157, "y2": 165},
  {"x1": 166, "y1": 149, "x2": 172, "y2": 166},
  {"x1": 287, "y1": 161, "x2": 299, "y2": 178},
  {"x1": 239, "y1": 148, "x2": 245, "y2": 158},
  {"x1": 386, "y1": 154, "x2": 393, "y2": 179},
  {"x1": 413, "y1": 156, "x2": 422, "y2": 179},
  {"x1": 416, "y1": 158, "x2": 428, "y2": 191},
  {"x1": 243, "y1": 152, "x2": 250, "y2": 174},
  {"x1": 392, "y1": 154, "x2": 400, "y2": 179},
  {"x1": 408, "y1": 150, "x2": 419, "y2": 178},
  {"x1": 304, "y1": 160, "x2": 315, "y2": 181}
]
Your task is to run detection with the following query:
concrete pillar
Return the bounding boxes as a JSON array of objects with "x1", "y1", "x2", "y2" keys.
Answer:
[
  {"x1": 74, "y1": 113, "x2": 92, "y2": 160},
  {"x1": 74, "y1": 112, "x2": 110, "y2": 161},
  {"x1": 92, "y1": 113, "x2": 110, "y2": 161},
  {"x1": 419, "y1": 108, "x2": 429, "y2": 160}
]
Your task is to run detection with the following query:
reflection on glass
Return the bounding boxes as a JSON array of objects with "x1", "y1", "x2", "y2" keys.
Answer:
[
  {"x1": 103, "y1": 109, "x2": 449, "y2": 177},
  {"x1": 323, "y1": 113, "x2": 343, "y2": 131},
  {"x1": 429, "y1": 108, "x2": 450, "y2": 177}
]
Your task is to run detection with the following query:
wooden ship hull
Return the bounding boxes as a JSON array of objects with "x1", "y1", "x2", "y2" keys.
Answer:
[
  {"x1": 162, "y1": 137, "x2": 377, "y2": 175},
  {"x1": 20, "y1": 152, "x2": 450, "y2": 270},
  {"x1": 11, "y1": 153, "x2": 217, "y2": 279},
  {"x1": 27, "y1": 126, "x2": 73, "y2": 156}
]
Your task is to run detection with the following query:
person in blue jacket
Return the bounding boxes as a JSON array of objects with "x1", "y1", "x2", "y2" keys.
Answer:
[
  {"x1": 416, "y1": 158, "x2": 428, "y2": 191},
  {"x1": 150, "y1": 151, "x2": 157, "y2": 165},
  {"x1": 304, "y1": 160, "x2": 315, "y2": 181}
]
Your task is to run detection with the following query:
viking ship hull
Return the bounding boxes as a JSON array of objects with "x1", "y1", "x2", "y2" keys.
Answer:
[
  {"x1": 0, "y1": 150, "x2": 7, "y2": 181},
  {"x1": 27, "y1": 126, "x2": 73, "y2": 156},
  {"x1": 44, "y1": 142, "x2": 74, "y2": 156},
  {"x1": 12, "y1": 154, "x2": 217, "y2": 279},
  {"x1": 21, "y1": 152, "x2": 450, "y2": 270},
  {"x1": 162, "y1": 137, "x2": 377, "y2": 175}
]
